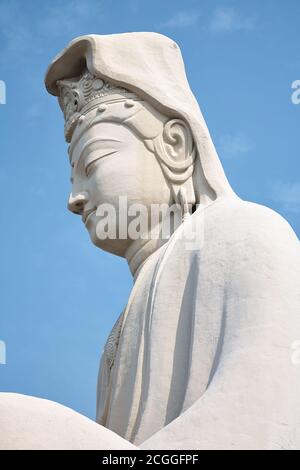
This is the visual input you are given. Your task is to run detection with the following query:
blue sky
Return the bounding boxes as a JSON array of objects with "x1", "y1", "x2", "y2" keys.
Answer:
[{"x1": 0, "y1": 0, "x2": 299, "y2": 419}]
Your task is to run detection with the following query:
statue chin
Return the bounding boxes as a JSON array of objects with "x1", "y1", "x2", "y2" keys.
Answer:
[
  {"x1": 91, "y1": 234, "x2": 130, "y2": 258},
  {"x1": 86, "y1": 216, "x2": 131, "y2": 257}
]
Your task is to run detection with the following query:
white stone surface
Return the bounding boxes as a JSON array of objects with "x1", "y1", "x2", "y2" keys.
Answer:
[
  {"x1": 45, "y1": 33, "x2": 300, "y2": 449},
  {"x1": 0, "y1": 393, "x2": 137, "y2": 450},
  {"x1": 138, "y1": 200, "x2": 300, "y2": 449}
]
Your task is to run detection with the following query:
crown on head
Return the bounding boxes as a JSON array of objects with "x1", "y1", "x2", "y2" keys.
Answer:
[{"x1": 57, "y1": 70, "x2": 139, "y2": 142}]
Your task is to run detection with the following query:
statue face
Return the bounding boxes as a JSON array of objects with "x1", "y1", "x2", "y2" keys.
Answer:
[{"x1": 68, "y1": 119, "x2": 173, "y2": 256}]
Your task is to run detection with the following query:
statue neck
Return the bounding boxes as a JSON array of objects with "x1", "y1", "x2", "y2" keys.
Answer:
[
  {"x1": 125, "y1": 237, "x2": 166, "y2": 279},
  {"x1": 125, "y1": 193, "x2": 215, "y2": 277},
  {"x1": 125, "y1": 210, "x2": 182, "y2": 278}
]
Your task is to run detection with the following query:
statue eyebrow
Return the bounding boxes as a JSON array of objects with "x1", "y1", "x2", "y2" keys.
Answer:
[{"x1": 70, "y1": 138, "x2": 122, "y2": 167}]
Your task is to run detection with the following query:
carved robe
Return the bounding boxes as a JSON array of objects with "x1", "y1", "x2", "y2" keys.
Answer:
[{"x1": 97, "y1": 196, "x2": 300, "y2": 448}]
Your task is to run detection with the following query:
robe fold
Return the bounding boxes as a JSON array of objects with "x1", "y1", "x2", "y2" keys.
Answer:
[{"x1": 97, "y1": 197, "x2": 300, "y2": 448}]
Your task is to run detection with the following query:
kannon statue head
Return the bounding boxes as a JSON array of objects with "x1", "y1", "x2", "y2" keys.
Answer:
[{"x1": 45, "y1": 33, "x2": 234, "y2": 267}]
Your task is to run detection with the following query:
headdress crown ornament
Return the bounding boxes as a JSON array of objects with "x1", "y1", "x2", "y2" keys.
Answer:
[{"x1": 57, "y1": 71, "x2": 139, "y2": 142}]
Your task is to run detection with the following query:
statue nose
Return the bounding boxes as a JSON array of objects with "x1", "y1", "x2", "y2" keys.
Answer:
[{"x1": 68, "y1": 192, "x2": 89, "y2": 215}]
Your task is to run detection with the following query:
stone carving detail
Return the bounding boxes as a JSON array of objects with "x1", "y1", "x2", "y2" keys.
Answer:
[
  {"x1": 103, "y1": 312, "x2": 124, "y2": 371},
  {"x1": 57, "y1": 71, "x2": 139, "y2": 141}
]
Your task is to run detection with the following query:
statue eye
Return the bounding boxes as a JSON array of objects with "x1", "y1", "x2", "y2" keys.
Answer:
[
  {"x1": 85, "y1": 158, "x2": 99, "y2": 177},
  {"x1": 85, "y1": 150, "x2": 118, "y2": 177}
]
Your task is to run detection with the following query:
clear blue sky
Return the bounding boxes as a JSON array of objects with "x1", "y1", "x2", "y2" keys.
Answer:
[{"x1": 0, "y1": 0, "x2": 299, "y2": 419}]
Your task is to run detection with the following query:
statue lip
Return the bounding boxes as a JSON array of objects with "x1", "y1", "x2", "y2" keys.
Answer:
[{"x1": 82, "y1": 207, "x2": 96, "y2": 224}]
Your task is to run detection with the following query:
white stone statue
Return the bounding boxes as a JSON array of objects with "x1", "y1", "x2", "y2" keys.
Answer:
[{"x1": 1, "y1": 32, "x2": 299, "y2": 450}]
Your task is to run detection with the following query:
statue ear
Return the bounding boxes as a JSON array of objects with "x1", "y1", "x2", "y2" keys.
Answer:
[
  {"x1": 154, "y1": 119, "x2": 196, "y2": 215},
  {"x1": 163, "y1": 119, "x2": 194, "y2": 164}
]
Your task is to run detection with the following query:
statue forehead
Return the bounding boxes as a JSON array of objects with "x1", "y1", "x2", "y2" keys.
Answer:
[{"x1": 68, "y1": 120, "x2": 139, "y2": 169}]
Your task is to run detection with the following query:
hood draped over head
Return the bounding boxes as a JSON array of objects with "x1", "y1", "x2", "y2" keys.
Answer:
[{"x1": 45, "y1": 32, "x2": 234, "y2": 200}]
